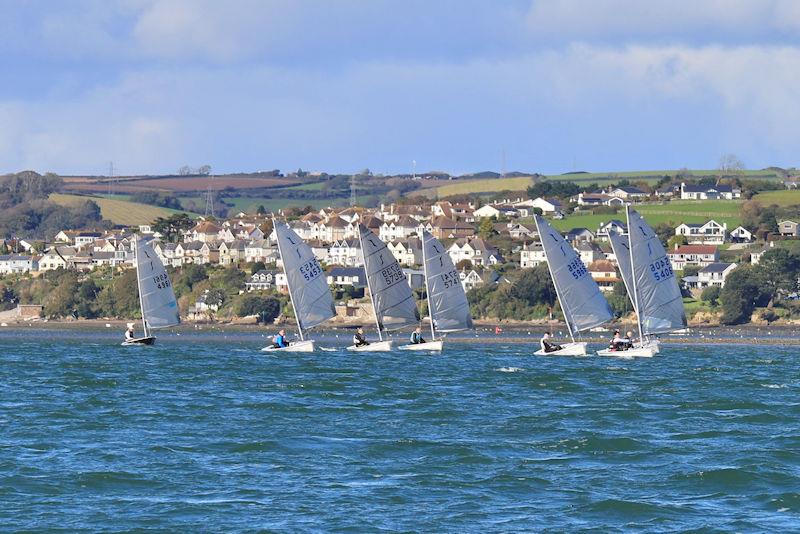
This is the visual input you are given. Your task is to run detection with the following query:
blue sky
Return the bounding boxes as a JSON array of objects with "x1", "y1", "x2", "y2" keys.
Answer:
[{"x1": 1, "y1": 0, "x2": 799, "y2": 176}]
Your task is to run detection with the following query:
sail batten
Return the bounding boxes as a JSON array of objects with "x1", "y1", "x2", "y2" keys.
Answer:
[
  {"x1": 136, "y1": 238, "x2": 180, "y2": 330},
  {"x1": 626, "y1": 208, "x2": 687, "y2": 335},
  {"x1": 534, "y1": 215, "x2": 613, "y2": 336},
  {"x1": 275, "y1": 221, "x2": 336, "y2": 332},
  {"x1": 422, "y1": 231, "x2": 473, "y2": 333},
  {"x1": 359, "y1": 224, "x2": 419, "y2": 331}
]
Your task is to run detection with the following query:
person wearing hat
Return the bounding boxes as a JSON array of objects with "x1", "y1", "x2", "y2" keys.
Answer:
[
  {"x1": 353, "y1": 326, "x2": 369, "y2": 347},
  {"x1": 124, "y1": 323, "x2": 136, "y2": 342}
]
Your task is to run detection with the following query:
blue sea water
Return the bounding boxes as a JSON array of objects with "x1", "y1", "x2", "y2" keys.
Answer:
[{"x1": 1, "y1": 328, "x2": 799, "y2": 532}]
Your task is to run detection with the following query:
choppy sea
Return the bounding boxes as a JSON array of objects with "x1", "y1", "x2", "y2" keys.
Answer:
[{"x1": 1, "y1": 327, "x2": 799, "y2": 532}]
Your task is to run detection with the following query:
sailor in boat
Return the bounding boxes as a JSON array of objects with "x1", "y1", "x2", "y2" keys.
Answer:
[
  {"x1": 624, "y1": 331, "x2": 635, "y2": 350},
  {"x1": 124, "y1": 323, "x2": 136, "y2": 342},
  {"x1": 608, "y1": 330, "x2": 628, "y2": 351},
  {"x1": 539, "y1": 331, "x2": 563, "y2": 353},
  {"x1": 272, "y1": 329, "x2": 289, "y2": 349},
  {"x1": 353, "y1": 327, "x2": 369, "y2": 347},
  {"x1": 410, "y1": 326, "x2": 426, "y2": 345}
]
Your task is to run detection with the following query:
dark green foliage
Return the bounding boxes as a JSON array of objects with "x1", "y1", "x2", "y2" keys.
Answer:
[
  {"x1": 700, "y1": 285, "x2": 721, "y2": 306},
  {"x1": 152, "y1": 213, "x2": 195, "y2": 243},
  {"x1": 513, "y1": 265, "x2": 557, "y2": 308},
  {"x1": 720, "y1": 266, "x2": 765, "y2": 324},
  {"x1": 130, "y1": 191, "x2": 183, "y2": 209},
  {"x1": 527, "y1": 181, "x2": 580, "y2": 200},
  {"x1": 234, "y1": 295, "x2": 281, "y2": 322},
  {"x1": 250, "y1": 261, "x2": 267, "y2": 275}
]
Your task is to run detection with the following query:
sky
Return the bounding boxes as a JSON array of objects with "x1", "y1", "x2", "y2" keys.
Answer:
[{"x1": 1, "y1": 0, "x2": 799, "y2": 176}]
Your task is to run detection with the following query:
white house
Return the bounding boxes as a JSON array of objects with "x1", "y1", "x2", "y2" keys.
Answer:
[
  {"x1": 447, "y1": 238, "x2": 500, "y2": 267},
  {"x1": 473, "y1": 204, "x2": 501, "y2": 218},
  {"x1": 379, "y1": 216, "x2": 419, "y2": 242},
  {"x1": 608, "y1": 186, "x2": 647, "y2": 200},
  {"x1": 530, "y1": 197, "x2": 563, "y2": 214},
  {"x1": 327, "y1": 267, "x2": 367, "y2": 288},
  {"x1": 750, "y1": 241, "x2": 774, "y2": 265},
  {"x1": 596, "y1": 220, "x2": 627, "y2": 241},
  {"x1": 667, "y1": 244, "x2": 719, "y2": 271},
  {"x1": 729, "y1": 226, "x2": 753, "y2": 243},
  {"x1": 328, "y1": 239, "x2": 362, "y2": 266},
  {"x1": 575, "y1": 242, "x2": 604, "y2": 266},
  {"x1": 387, "y1": 239, "x2": 422, "y2": 267},
  {"x1": 697, "y1": 262, "x2": 737, "y2": 288},
  {"x1": 674, "y1": 220, "x2": 727, "y2": 245},
  {"x1": 520, "y1": 242, "x2": 547, "y2": 268},
  {"x1": 680, "y1": 182, "x2": 741, "y2": 200},
  {"x1": 0, "y1": 255, "x2": 38, "y2": 274},
  {"x1": 245, "y1": 270, "x2": 280, "y2": 291}
]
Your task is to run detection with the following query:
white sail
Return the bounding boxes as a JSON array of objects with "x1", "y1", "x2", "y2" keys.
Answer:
[
  {"x1": 136, "y1": 238, "x2": 180, "y2": 330},
  {"x1": 275, "y1": 221, "x2": 336, "y2": 332},
  {"x1": 626, "y1": 208, "x2": 687, "y2": 335},
  {"x1": 534, "y1": 215, "x2": 613, "y2": 336},
  {"x1": 359, "y1": 224, "x2": 419, "y2": 331},
  {"x1": 422, "y1": 231, "x2": 473, "y2": 333},
  {"x1": 608, "y1": 232, "x2": 636, "y2": 313}
]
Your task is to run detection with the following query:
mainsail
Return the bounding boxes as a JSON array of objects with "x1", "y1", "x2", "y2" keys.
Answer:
[
  {"x1": 607, "y1": 232, "x2": 636, "y2": 313},
  {"x1": 359, "y1": 224, "x2": 419, "y2": 331},
  {"x1": 274, "y1": 221, "x2": 336, "y2": 333},
  {"x1": 626, "y1": 207, "x2": 687, "y2": 335},
  {"x1": 136, "y1": 238, "x2": 180, "y2": 330},
  {"x1": 422, "y1": 231, "x2": 473, "y2": 333},
  {"x1": 534, "y1": 215, "x2": 613, "y2": 337}
]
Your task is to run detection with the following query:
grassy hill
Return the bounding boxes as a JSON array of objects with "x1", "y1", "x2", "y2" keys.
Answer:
[
  {"x1": 50, "y1": 193, "x2": 194, "y2": 226},
  {"x1": 752, "y1": 189, "x2": 800, "y2": 207},
  {"x1": 547, "y1": 200, "x2": 743, "y2": 231}
]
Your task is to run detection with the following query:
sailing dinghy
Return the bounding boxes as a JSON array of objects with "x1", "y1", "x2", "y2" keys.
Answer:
[
  {"x1": 398, "y1": 231, "x2": 473, "y2": 351},
  {"x1": 262, "y1": 220, "x2": 336, "y2": 352},
  {"x1": 122, "y1": 237, "x2": 180, "y2": 346},
  {"x1": 597, "y1": 207, "x2": 687, "y2": 357},
  {"x1": 532, "y1": 215, "x2": 613, "y2": 356},
  {"x1": 349, "y1": 224, "x2": 419, "y2": 351}
]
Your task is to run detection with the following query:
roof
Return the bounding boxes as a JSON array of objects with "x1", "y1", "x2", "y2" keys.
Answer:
[
  {"x1": 670, "y1": 245, "x2": 718, "y2": 255},
  {"x1": 193, "y1": 221, "x2": 221, "y2": 233},
  {"x1": 0, "y1": 254, "x2": 34, "y2": 261},
  {"x1": 700, "y1": 262, "x2": 736, "y2": 273},
  {"x1": 589, "y1": 260, "x2": 616, "y2": 272},
  {"x1": 682, "y1": 183, "x2": 735, "y2": 193},
  {"x1": 614, "y1": 186, "x2": 646, "y2": 194}
]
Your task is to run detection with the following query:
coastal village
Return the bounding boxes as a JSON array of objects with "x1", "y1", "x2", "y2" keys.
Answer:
[{"x1": 1, "y1": 176, "x2": 798, "y2": 326}]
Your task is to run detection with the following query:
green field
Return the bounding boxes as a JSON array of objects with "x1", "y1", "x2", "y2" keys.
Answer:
[
  {"x1": 433, "y1": 168, "x2": 784, "y2": 199},
  {"x1": 51, "y1": 193, "x2": 194, "y2": 226},
  {"x1": 547, "y1": 200, "x2": 743, "y2": 231},
  {"x1": 752, "y1": 189, "x2": 800, "y2": 207}
]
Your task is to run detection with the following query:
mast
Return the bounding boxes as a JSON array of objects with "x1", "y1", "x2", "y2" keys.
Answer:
[
  {"x1": 534, "y1": 216, "x2": 575, "y2": 342},
  {"x1": 421, "y1": 233, "x2": 435, "y2": 341},
  {"x1": 274, "y1": 218, "x2": 304, "y2": 341},
  {"x1": 358, "y1": 227, "x2": 384, "y2": 341},
  {"x1": 134, "y1": 239, "x2": 148, "y2": 338},
  {"x1": 625, "y1": 205, "x2": 645, "y2": 344}
]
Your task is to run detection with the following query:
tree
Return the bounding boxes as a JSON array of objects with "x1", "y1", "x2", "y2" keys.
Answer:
[
  {"x1": 668, "y1": 234, "x2": 687, "y2": 250},
  {"x1": 251, "y1": 261, "x2": 266, "y2": 275},
  {"x1": 720, "y1": 266, "x2": 763, "y2": 324},
  {"x1": 700, "y1": 285, "x2": 721, "y2": 306},
  {"x1": 256, "y1": 205, "x2": 266, "y2": 215},
  {"x1": 235, "y1": 295, "x2": 281, "y2": 322},
  {"x1": 653, "y1": 222, "x2": 675, "y2": 247},
  {"x1": 758, "y1": 248, "x2": 800, "y2": 302},
  {"x1": 456, "y1": 259, "x2": 473, "y2": 270},
  {"x1": 718, "y1": 154, "x2": 745, "y2": 178},
  {"x1": 152, "y1": 213, "x2": 194, "y2": 243},
  {"x1": 197, "y1": 165, "x2": 211, "y2": 176},
  {"x1": 513, "y1": 264, "x2": 557, "y2": 308},
  {"x1": 478, "y1": 217, "x2": 495, "y2": 238}
]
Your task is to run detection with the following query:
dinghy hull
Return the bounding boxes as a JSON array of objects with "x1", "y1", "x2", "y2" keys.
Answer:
[
  {"x1": 261, "y1": 340, "x2": 315, "y2": 352},
  {"x1": 398, "y1": 340, "x2": 443, "y2": 352},
  {"x1": 597, "y1": 340, "x2": 659, "y2": 358},
  {"x1": 346, "y1": 340, "x2": 394, "y2": 352},
  {"x1": 121, "y1": 336, "x2": 156, "y2": 346},
  {"x1": 534, "y1": 341, "x2": 587, "y2": 356}
]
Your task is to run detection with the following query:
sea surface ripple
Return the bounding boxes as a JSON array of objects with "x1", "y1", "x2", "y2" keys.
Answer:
[{"x1": 1, "y1": 328, "x2": 799, "y2": 532}]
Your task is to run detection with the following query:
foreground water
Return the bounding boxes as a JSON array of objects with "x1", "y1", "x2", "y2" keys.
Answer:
[{"x1": 2, "y1": 328, "x2": 799, "y2": 532}]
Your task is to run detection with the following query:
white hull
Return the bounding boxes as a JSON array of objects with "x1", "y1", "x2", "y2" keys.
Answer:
[
  {"x1": 398, "y1": 340, "x2": 444, "y2": 352},
  {"x1": 346, "y1": 340, "x2": 394, "y2": 352},
  {"x1": 261, "y1": 339, "x2": 315, "y2": 352},
  {"x1": 534, "y1": 341, "x2": 587, "y2": 356},
  {"x1": 597, "y1": 340, "x2": 659, "y2": 358}
]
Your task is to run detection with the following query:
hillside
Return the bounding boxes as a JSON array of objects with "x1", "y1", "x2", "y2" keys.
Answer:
[
  {"x1": 62, "y1": 172, "x2": 296, "y2": 194},
  {"x1": 50, "y1": 194, "x2": 194, "y2": 226}
]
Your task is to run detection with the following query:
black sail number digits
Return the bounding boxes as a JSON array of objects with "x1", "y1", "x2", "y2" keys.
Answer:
[
  {"x1": 299, "y1": 259, "x2": 323, "y2": 281},
  {"x1": 649, "y1": 257, "x2": 674, "y2": 282}
]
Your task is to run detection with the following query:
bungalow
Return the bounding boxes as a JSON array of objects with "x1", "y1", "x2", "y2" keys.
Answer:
[
  {"x1": 530, "y1": 197, "x2": 563, "y2": 214},
  {"x1": 750, "y1": 241, "x2": 774, "y2": 264},
  {"x1": 588, "y1": 260, "x2": 618, "y2": 292},
  {"x1": 778, "y1": 220, "x2": 800, "y2": 237},
  {"x1": 697, "y1": 262, "x2": 737, "y2": 288},
  {"x1": 0, "y1": 254, "x2": 38, "y2": 274},
  {"x1": 473, "y1": 204, "x2": 501, "y2": 218},
  {"x1": 574, "y1": 192, "x2": 611, "y2": 206},
  {"x1": 520, "y1": 242, "x2": 547, "y2": 268},
  {"x1": 674, "y1": 220, "x2": 727, "y2": 245},
  {"x1": 565, "y1": 227, "x2": 595, "y2": 243},
  {"x1": 656, "y1": 183, "x2": 681, "y2": 198},
  {"x1": 327, "y1": 267, "x2": 367, "y2": 288},
  {"x1": 680, "y1": 182, "x2": 741, "y2": 200},
  {"x1": 245, "y1": 269, "x2": 281, "y2": 291},
  {"x1": 596, "y1": 220, "x2": 627, "y2": 241},
  {"x1": 729, "y1": 226, "x2": 753, "y2": 243},
  {"x1": 608, "y1": 186, "x2": 647, "y2": 200},
  {"x1": 667, "y1": 244, "x2": 719, "y2": 271}
]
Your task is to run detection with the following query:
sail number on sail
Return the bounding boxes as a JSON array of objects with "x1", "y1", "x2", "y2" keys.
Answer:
[
  {"x1": 649, "y1": 257, "x2": 674, "y2": 282},
  {"x1": 380, "y1": 263, "x2": 406, "y2": 286},
  {"x1": 441, "y1": 269, "x2": 460, "y2": 289},
  {"x1": 299, "y1": 259, "x2": 323, "y2": 281},
  {"x1": 153, "y1": 273, "x2": 171, "y2": 290},
  {"x1": 566, "y1": 258, "x2": 588, "y2": 280}
]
